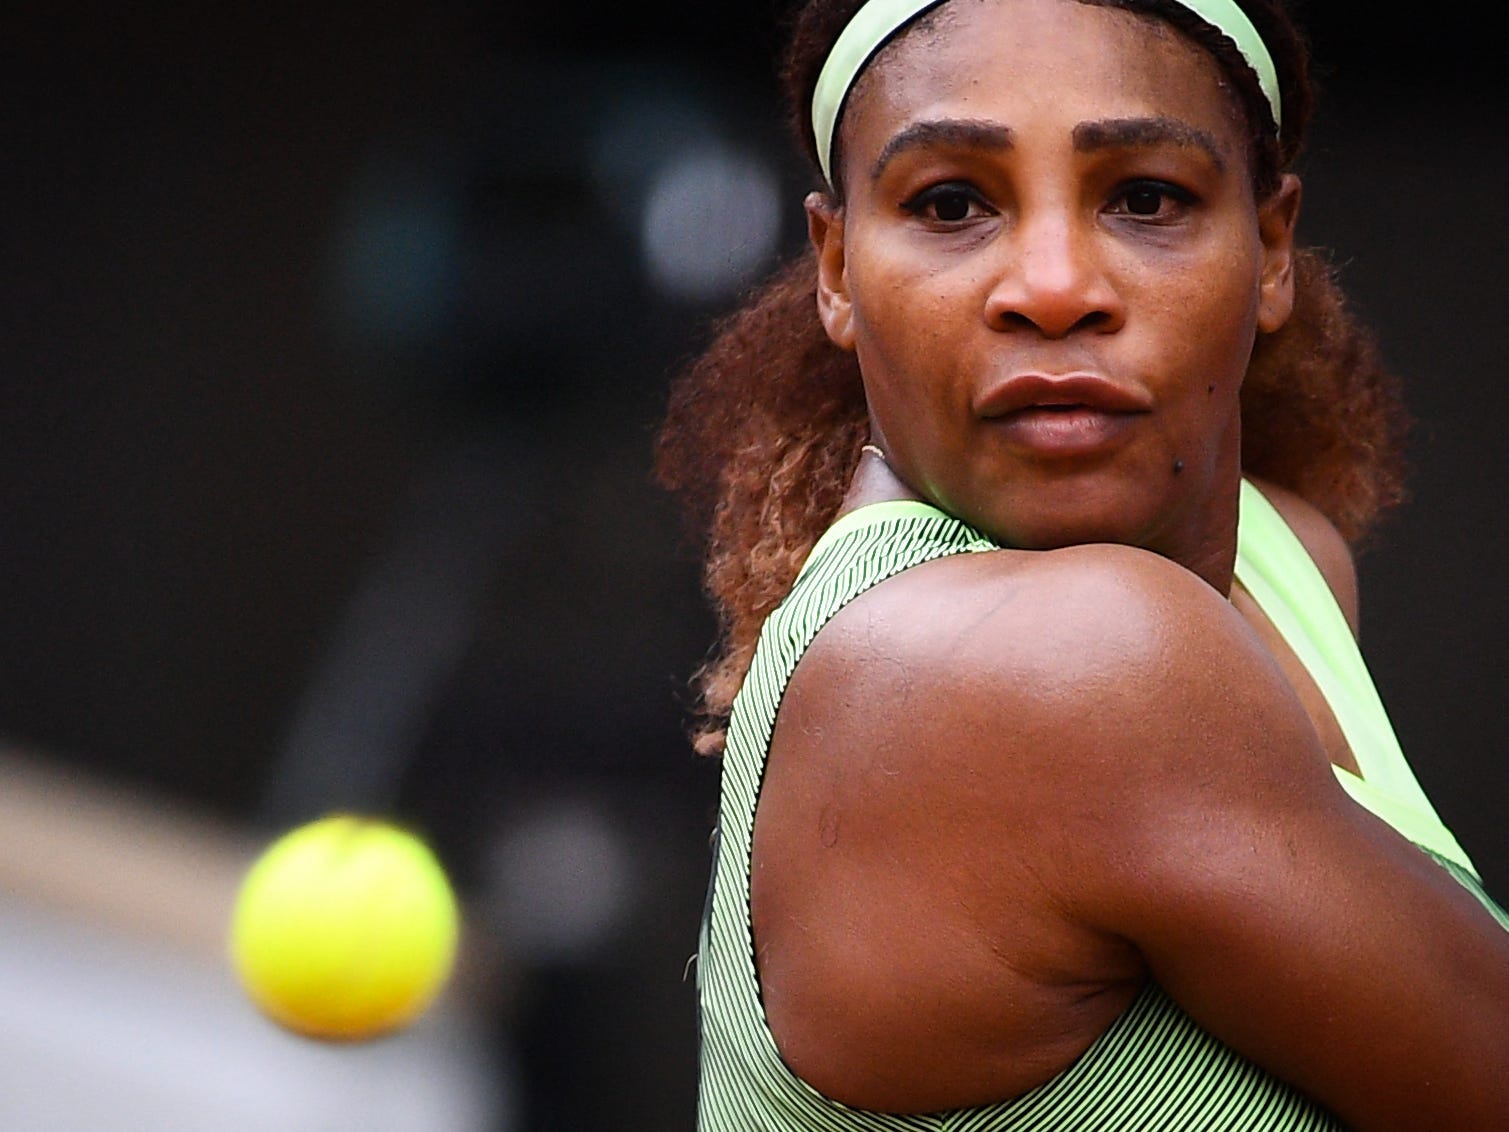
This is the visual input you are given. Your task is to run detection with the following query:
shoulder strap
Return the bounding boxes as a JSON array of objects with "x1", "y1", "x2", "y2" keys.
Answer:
[{"x1": 1234, "y1": 480, "x2": 1477, "y2": 874}]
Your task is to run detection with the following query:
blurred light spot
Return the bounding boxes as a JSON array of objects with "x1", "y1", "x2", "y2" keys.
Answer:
[
  {"x1": 639, "y1": 146, "x2": 781, "y2": 303},
  {"x1": 325, "y1": 150, "x2": 462, "y2": 353},
  {"x1": 486, "y1": 798, "x2": 633, "y2": 963}
]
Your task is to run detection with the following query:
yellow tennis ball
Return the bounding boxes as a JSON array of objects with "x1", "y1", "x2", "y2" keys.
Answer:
[{"x1": 229, "y1": 813, "x2": 460, "y2": 1042}]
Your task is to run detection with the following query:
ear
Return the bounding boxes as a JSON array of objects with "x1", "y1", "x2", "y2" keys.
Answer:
[
  {"x1": 806, "y1": 191, "x2": 856, "y2": 350},
  {"x1": 1256, "y1": 173, "x2": 1302, "y2": 334}
]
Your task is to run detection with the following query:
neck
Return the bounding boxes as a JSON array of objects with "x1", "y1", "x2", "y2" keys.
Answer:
[
  {"x1": 840, "y1": 445, "x2": 1242, "y2": 596},
  {"x1": 1157, "y1": 474, "x2": 1241, "y2": 596},
  {"x1": 838, "y1": 444, "x2": 924, "y2": 515}
]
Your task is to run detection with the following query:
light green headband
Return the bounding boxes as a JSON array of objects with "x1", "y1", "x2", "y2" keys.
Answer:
[{"x1": 811, "y1": 0, "x2": 1282, "y2": 185}]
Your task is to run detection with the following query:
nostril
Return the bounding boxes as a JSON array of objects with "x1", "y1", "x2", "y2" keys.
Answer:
[{"x1": 990, "y1": 307, "x2": 1116, "y2": 338}]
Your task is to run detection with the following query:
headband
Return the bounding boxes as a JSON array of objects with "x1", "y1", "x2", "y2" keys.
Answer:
[{"x1": 811, "y1": 0, "x2": 1282, "y2": 185}]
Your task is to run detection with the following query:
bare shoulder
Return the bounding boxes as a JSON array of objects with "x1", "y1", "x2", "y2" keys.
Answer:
[
  {"x1": 809, "y1": 540, "x2": 1257, "y2": 711},
  {"x1": 1246, "y1": 476, "x2": 1361, "y2": 634},
  {"x1": 798, "y1": 540, "x2": 1313, "y2": 798}
]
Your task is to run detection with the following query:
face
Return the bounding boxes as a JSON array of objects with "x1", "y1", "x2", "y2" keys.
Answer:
[{"x1": 810, "y1": 0, "x2": 1299, "y2": 569}]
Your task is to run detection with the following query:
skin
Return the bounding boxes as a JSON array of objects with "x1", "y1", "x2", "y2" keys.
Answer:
[{"x1": 749, "y1": 0, "x2": 1509, "y2": 1126}]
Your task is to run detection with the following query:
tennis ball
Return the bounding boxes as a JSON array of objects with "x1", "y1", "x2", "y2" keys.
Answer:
[{"x1": 229, "y1": 813, "x2": 460, "y2": 1042}]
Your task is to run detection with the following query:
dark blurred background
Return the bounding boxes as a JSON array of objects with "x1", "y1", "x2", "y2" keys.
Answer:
[{"x1": 3, "y1": 2, "x2": 1503, "y2": 1128}]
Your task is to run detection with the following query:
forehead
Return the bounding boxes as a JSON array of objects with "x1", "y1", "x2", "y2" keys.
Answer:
[{"x1": 842, "y1": 0, "x2": 1246, "y2": 167}]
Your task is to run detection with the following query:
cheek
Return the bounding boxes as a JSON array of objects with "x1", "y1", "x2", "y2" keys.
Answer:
[
  {"x1": 851, "y1": 285, "x2": 956, "y2": 412},
  {"x1": 1166, "y1": 327, "x2": 1250, "y2": 467},
  {"x1": 860, "y1": 243, "x2": 981, "y2": 351},
  {"x1": 1155, "y1": 250, "x2": 1262, "y2": 387},
  {"x1": 1137, "y1": 251, "x2": 1258, "y2": 467}
]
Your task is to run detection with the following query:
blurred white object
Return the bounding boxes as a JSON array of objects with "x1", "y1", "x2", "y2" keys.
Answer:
[
  {"x1": 0, "y1": 749, "x2": 513, "y2": 1131},
  {"x1": 483, "y1": 795, "x2": 636, "y2": 964},
  {"x1": 0, "y1": 900, "x2": 509, "y2": 1132},
  {"x1": 639, "y1": 143, "x2": 783, "y2": 302}
]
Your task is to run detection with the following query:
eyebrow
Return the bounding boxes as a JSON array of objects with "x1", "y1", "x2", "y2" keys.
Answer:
[
  {"x1": 866, "y1": 115, "x2": 1228, "y2": 183},
  {"x1": 870, "y1": 118, "x2": 1014, "y2": 182},
  {"x1": 1072, "y1": 117, "x2": 1227, "y2": 172}
]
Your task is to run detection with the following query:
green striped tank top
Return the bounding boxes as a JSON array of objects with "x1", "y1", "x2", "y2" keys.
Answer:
[{"x1": 697, "y1": 479, "x2": 1505, "y2": 1130}]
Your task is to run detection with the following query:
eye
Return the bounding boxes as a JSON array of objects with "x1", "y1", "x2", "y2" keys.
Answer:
[
  {"x1": 1108, "y1": 180, "x2": 1197, "y2": 220},
  {"x1": 902, "y1": 182, "x2": 992, "y2": 224}
]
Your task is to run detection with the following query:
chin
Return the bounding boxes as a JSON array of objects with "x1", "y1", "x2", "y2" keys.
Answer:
[
  {"x1": 962, "y1": 457, "x2": 1229, "y2": 555},
  {"x1": 991, "y1": 518, "x2": 1147, "y2": 552},
  {"x1": 962, "y1": 485, "x2": 1165, "y2": 552}
]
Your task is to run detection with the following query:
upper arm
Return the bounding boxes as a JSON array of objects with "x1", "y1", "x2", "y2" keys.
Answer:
[
  {"x1": 762, "y1": 544, "x2": 1508, "y2": 1127},
  {"x1": 999, "y1": 552, "x2": 1509, "y2": 1129}
]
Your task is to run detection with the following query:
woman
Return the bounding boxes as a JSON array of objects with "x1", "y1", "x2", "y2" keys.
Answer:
[{"x1": 656, "y1": 0, "x2": 1509, "y2": 1127}]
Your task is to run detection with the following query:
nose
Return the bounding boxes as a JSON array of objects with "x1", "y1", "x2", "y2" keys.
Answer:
[{"x1": 984, "y1": 212, "x2": 1123, "y2": 338}]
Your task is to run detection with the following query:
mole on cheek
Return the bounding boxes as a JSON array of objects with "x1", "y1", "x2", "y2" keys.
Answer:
[{"x1": 1173, "y1": 459, "x2": 1185, "y2": 476}]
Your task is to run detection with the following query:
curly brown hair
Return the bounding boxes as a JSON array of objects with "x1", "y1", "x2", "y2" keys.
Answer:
[{"x1": 656, "y1": 0, "x2": 1410, "y2": 755}]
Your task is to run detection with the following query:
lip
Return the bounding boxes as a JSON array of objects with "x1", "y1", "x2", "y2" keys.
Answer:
[
  {"x1": 975, "y1": 373, "x2": 1153, "y2": 456},
  {"x1": 974, "y1": 373, "x2": 1154, "y2": 417}
]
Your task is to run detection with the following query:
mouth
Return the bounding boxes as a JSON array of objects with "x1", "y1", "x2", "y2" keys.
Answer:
[
  {"x1": 974, "y1": 373, "x2": 1154, "y2": 418},
  {"x1": 976, "y1": 373, "x2": 1152, "y2": 456}
]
